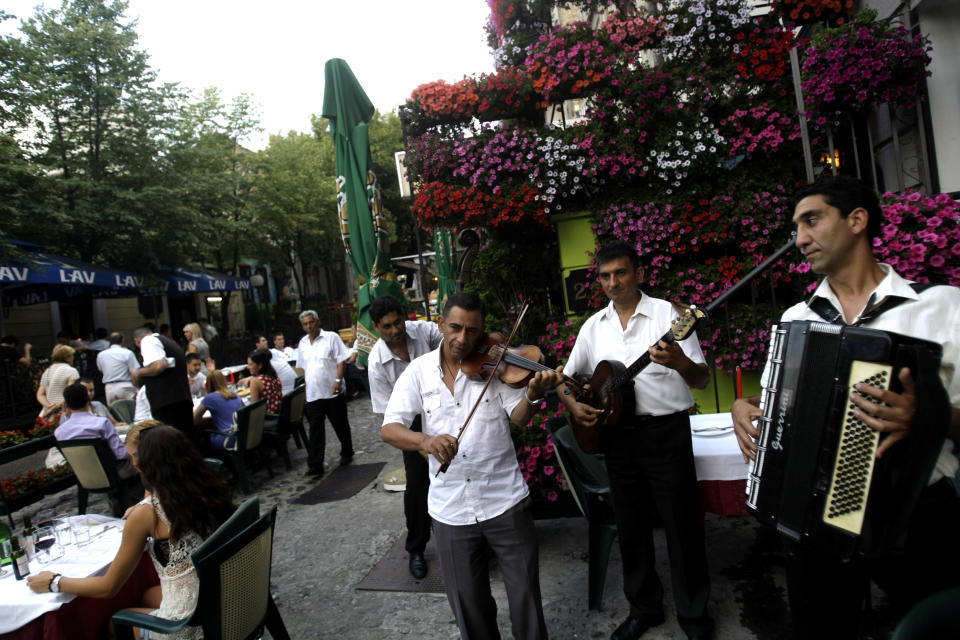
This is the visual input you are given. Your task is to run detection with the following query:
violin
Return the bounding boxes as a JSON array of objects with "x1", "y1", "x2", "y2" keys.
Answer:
[{"x1": 460, "y1": 333, "x2": 562, "y2": 388}]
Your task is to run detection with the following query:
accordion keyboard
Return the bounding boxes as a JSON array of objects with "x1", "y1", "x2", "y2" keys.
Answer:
[{"x1": 822, "y1": 361, "x2": 892, "y2": 535}]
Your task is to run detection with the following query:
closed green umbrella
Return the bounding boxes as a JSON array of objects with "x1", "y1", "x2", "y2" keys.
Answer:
[
  {"x1": 434, "y1": 227, "x2": 457, "y2": 308},
  {"x1": 322, "y1": 58, "x2": 403, "y2": 364}
]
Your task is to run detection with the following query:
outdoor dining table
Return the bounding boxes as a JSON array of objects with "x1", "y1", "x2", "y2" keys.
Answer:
[
  {"x1": 689, "y1": 413, "x2": 750, "y2": 516},
  {"x1": 0, "y1": 515, "x2": 160, "y2": 640}
]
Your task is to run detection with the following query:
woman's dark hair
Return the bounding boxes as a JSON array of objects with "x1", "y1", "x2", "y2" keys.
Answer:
[
  {"x1": 136, "y1": 425, "x2": 234, "y2": 540},
  {"x1": 248, "y1": 348, "x2": 277, "y2": 379}
]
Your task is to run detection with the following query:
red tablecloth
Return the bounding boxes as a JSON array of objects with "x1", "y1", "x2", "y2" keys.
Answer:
[
  {"x1": 0, "y1": 552, "x2": 160, "y2": 640},
  {"x1": 699, "y1": 479, "x2": 748, "y2": 516}
]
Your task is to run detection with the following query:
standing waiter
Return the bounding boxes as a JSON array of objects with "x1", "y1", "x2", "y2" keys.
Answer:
[
  {"x1": 560, "y1": 240, "x2": 713, "y2": 640},
  {"x1": 130, "y1": 326, "x2": 193, "y2": 435},
  {"x1": 367, "y1": 295, "x2": 442, "y2": 579}
]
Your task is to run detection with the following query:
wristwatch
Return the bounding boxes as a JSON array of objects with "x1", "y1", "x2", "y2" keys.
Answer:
[
  {"x1": 50, "y1": 574, "x2": 63, "y2": 593},
  {"x1": 335, "y1": 378, "x2": 343, "y2": 384}
]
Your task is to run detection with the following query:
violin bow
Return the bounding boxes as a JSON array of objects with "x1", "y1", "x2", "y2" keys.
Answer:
[{"x1": 436, "y1": 302, "x2": 530, "y2": 477}]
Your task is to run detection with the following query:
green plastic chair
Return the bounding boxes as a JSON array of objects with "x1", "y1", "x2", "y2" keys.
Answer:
[
  {"x1": 264, "y1": 386, "x2": 306, "y2": 470},
  {"x1": 208, "y1": 399, "x2": 272, "y2": 494},
  {"x1": 108, "y1": 398, "x2": 136, "y2": 424},
  {"x1": 543, "y1": 417, "x2": 618, "y2": 611},
  {"x1": 891, "y1": 587, "x2": 960, "y2": 639},
  {"x1": 113, "y1": 502, "x2": 290, "y2": 640}
]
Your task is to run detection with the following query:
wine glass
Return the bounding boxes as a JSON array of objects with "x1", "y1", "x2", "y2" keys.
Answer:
[{"x1": 35, "y1": 525, "x2": 59, "y2": 563}]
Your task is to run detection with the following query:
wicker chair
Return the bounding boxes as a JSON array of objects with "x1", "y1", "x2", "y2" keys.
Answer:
[
  {"x1": 113, "y1": 502, "x2": 290, "y2": 640},
  {"x1": 56, "y1": 438, "x2": 136, "y2": 517}
]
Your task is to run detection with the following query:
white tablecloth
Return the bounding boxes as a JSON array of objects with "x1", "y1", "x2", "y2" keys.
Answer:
[
  {"x1": 0, "y1": 516, "x2": 123, "y2": 634},
  {"x1": 690, "y1": 413, "x2": 749, "y2": 482}
]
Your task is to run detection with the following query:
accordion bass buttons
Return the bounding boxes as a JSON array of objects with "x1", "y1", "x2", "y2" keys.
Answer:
[{"x1": 821, "y1": 362, "x2": 891, "y2": 535}]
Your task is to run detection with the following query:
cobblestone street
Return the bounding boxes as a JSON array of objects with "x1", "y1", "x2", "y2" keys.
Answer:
[{"x1": 16, "y1": 395, "x2": 902, "y2": 639}]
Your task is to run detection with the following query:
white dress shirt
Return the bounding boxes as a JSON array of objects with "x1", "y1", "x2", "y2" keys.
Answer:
[
  {"x1": 188, "y1": 371, "x2": 207, "y2": 397},
  {"x1": 134, "y1": 386, "x2": 153, "y2": 422},
  {"x1": 383, "y1": 347, "x2": 528, "y2": 526},
  {"x1": 96, "y1": 345, "x2": 139, "y2": 383},
  {"x1": 368, "y1": 320, "x2": 443, "y2": 413},
  {"x1": 271, "y1": 352, "x2": 297, "y2": 396},
  {"x1": 139, "y1": 334, "x2": 175, "y2": 368},
  {"x1": 297, "y1": 330, "x2": 350, "y2": 402},
  {"x1": 564, "y1": 293, "x2": 706, "y2": 416},
  {"x1": 773, "y1": 264, "x2": 960, "y2": 482}
]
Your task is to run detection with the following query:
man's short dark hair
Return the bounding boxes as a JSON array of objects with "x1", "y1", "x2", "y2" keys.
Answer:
[
  {"x1": 133, "y1": 327, "x2": 152, "y2": 340},
  {"x1": 159, "y1": 323, "x2": 170, "y2": 334},
  {"x1": 370, "y1": 296, "x2": 404, "y2": 325},
  {"x1": 595, "y1": 240, "x2": 642, "y2": 269},
  {"x1": 442, "y1": 291, "x2": 486, "y2": 319},
  {"x1": 94, "y1": 328, "x2": 108, "y2": 340},
  {"x1": 272, "y1": 329, "x2": 284, "y2": 338},
  {"x1": 79, "y1": 377, "x2": 94, "y2": 386},
  {"x1": 63, "y1": 382, "x2": 89, "y2": 410},
  {"x1": 792, "y1": 175, "x2": 882, "y2": 240},
  {"x1": 1, "y1": 335, "x2": 17, "y2": 346},
  {"x1": 185, "y1": 352, "x2": 201, "y2": 363},
  {"x1": 109, "y1": 332, "x2": 123, "y2": 345}
]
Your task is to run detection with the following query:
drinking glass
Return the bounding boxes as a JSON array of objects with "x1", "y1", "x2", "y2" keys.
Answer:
[
  {"x1": 72, "y1": 516, "x2": 91, "y2": 547},
  {"x1": 0, "y1": 539, "x2": 11, "y2": 577},
  {"x1": 54, "y1": 517, "x2": 73, "y2": 550}
]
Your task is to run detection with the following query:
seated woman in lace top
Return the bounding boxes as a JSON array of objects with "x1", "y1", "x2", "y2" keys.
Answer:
[{"x1": 28, "y1": 422, "x2": 234, "y2": 639}]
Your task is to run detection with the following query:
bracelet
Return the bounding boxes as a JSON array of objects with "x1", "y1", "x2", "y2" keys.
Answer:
[
  {"x1": 524, "y1": 388, "x2": 544, "y2": 406},
  {"x1": 49, "y1": 574, "x2": 62, "y2": 593},
  {"x1": 335, "y1": 378, "x2": 343, "y2": 384}
]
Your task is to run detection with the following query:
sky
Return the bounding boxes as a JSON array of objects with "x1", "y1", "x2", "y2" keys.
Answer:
[{"x1": 2, "y1": 0, "x2": 497, "y2": 149}]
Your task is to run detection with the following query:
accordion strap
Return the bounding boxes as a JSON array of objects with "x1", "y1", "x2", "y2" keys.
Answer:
[{"x1": 807, "y1": 282, "x2": 938, "y2": 327}]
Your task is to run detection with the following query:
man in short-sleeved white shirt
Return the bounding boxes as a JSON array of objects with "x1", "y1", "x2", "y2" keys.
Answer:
[
  {"x1": 368, "y1": 295, "x2": 442, "y2": 579},
  {"x1": 382, "y1": 292, "x2": 562, "y2": 640},
  {"x1": 561, "y1": 241, "x2": 713, "y2": 640},
  {"x1": 296, "y1": 310, "x2": 354, "y2": 477},
  {"x1": 96, "y1": 332, "x2": 140, "y2": 403}
]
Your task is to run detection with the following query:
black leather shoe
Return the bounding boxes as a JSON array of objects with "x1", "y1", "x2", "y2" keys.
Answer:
[
  {"x1": 611, "y1": 614, "x2": 666, "y2": 640},
  {"x1": 339, "y1": 454, "x2": 354, "y2": 466},
  {"x1": 304, "y1": 467, "x2": 324, "y2": 478},
  {"x1": 408, "y1": 552, "x2": 427, "y2": 579}
]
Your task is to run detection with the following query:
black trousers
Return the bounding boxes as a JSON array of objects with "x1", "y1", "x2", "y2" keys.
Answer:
[
  {"x1": 152, "y1": 400, "x2": 194, "y2": 438},
  {"x1": 403, "y1": 415, "x2": 431, "y2": 554},
  {"x1": 603, "y1": 411, "x2": 712, "y2": 637},
  {"x1": 304, "y1": 394, "x2": 354, "y2": 472},
  {"x1": 786, "y1": 477, "x2": 960, "y2": 639}
]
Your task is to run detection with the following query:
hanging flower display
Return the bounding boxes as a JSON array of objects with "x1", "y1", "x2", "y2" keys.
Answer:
[
  {"x1": 775, "y1": 0, "x2": 854, "y2": 25},
  {"x1": 660, "y1": 0, "x2": 753, "y2": 62},
  {"x1": 601, "y1": 9, "x2": 665, "y2": 56},
  {"x1": 525, "y1": 21, "x2": 617, "y2": 102},
  {"x1": 800, "y1": 10, "x2": 932, "y2": 117},
  {"x1": 409, "y1": 78, "x2": 480, "y2": 123},
  {"x1": 412, "y1": 181, "x2": 548, "y2": 230},
  {"x1": 720, "y1": 103, "x2": 801, "y2": 158},
  {"x1": 873, "y1": 190, "x2": 960, "y2": 286},
  {"x1": 732, "y1": 26, "x2": 794, "y2": 83}
]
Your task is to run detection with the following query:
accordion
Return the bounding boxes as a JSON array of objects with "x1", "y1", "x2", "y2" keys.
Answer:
[{"x1": 746, "y1": 320, "x2": 948, "y2": 557}]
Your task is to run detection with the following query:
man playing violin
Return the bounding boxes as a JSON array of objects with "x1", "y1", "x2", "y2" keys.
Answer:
[
  {"x1": 382, "y1": 291, "x2": 563, "y2": 640},
  {"x1": 559, "y1": 241, "x2": 714, "y2": 640},
  {"x1": 368, "y1": 295, "x2": 443, "y2": 579}
]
